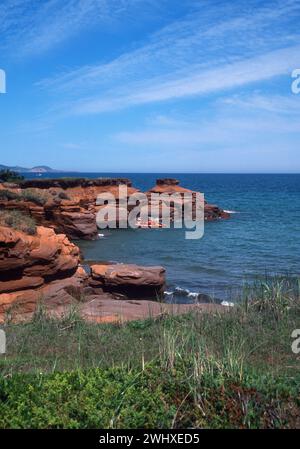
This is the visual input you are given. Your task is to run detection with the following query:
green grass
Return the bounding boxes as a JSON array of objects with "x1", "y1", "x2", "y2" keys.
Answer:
[{"x1": 0, "y1": 279, "x2": 300, "y2": 428}]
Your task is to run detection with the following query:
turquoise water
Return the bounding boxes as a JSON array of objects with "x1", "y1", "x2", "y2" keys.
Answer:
[{"x1": 25, "y1": 173, "x2": 300, "y2": 301}]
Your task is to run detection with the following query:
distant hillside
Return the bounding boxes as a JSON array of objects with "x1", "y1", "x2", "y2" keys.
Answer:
[{"x1": 0, "y1": 164, "x2": 61, "y2": 173}]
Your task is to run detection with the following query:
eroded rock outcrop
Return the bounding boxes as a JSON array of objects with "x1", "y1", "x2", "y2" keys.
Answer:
[
  {"x1": 0, "y1": 193, "x2": 97, "y2": 240},
  {"x1": 0, "y1": 225, "x2": 82, "y2": 322},
  {"x1": 0, "y1": 177, "x2": 229, "y2": 239},
  {"x1": 0, "y1": 178, "x2": 138, "y2": 239},
  {"x1": 0, "y1": 268, "x2": 88, "y2": 323},
  {"x1": 0, "y1": 225, "x2": 166, "y2": 323},
  {"x1": 0, "y1": 225, "x2": 80, "y2": 294},
  {"x1": 89, "y1": 263, "x2": 166, "y2": 299},
  {"x1": 147, "y1": 178, "x2": 230, "y2": 221}
]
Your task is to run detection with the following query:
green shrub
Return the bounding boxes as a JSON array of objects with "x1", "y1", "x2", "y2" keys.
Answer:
[
  {"x1": 20, "y1": 189, "x2": 50, "y2": 206},
  {"x1": 0, "y1": 189, "x2": 20, "y2": 201},
  {"x1": 0, "y1": 210, "x2": 36, "y2": 234}
]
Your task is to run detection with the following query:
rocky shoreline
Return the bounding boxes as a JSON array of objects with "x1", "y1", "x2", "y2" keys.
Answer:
[{"x1": 0, "y1": 178, "x2": 230, "y2": 323}]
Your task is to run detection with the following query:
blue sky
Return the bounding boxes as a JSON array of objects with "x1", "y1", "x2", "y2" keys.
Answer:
[{"x1": 0, "y1": 0, "x2": 299, "y2": 172}]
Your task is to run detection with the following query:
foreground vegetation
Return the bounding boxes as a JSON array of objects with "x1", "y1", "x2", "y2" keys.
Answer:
[{"x1": 0, "y1": 278, "x2": 299, "y2": 428}]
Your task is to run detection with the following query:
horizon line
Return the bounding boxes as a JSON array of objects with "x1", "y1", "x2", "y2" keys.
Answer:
[{"x1": 19, "y1": 171, "x2": 300, "y2": 175}]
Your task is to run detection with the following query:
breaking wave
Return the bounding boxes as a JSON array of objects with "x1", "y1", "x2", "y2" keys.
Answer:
[{"x1": 164, "y1": 286, "x2": 234, "y2": 306}]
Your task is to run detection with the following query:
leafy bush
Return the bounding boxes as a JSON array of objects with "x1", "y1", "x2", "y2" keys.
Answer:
[{"x1": 0, "y1": 210, "x2": 36, "y2": 234}]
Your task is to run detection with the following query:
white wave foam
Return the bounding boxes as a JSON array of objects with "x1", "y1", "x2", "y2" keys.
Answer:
[
  {"x1": 164, "y1": 291, "x2": 174, "y2": 297},
  {"x1": 221, "y1": 301, "x2": 234, "y2": 307},
  {"x1": 187, "y1": 292, "x2": 199, "y2": 299},
  {"x1": 169, "y1": 287, "x2": 202, "y2": 299}
]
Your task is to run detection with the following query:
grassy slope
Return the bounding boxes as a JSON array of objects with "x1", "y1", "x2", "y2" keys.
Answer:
[{"x1": 0, "y1": 280, "x2": 300, "y2": 428}]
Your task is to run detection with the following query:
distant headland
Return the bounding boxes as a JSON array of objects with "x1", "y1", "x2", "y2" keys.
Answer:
[{"x1": 0, "y1": 164, "x2": 62, "y2": 173}]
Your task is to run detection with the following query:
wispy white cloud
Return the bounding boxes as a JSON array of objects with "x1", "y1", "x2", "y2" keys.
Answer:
[
  {"x1": 220, "y1": 93, "x2": 300, "y2": 114},
  {"x1": 112, "y1": 88, "x2": 300, "y2": 149},
  {"x1": 2, "y1": 0, "x2": 300, "y2": 172},
  {"x1": 40, "y1": 0, "x2": 300, "y2": 92},
  {"x1": 114, "y1": 115, "x2": 300, "y2": 147},
  {"x1": 55, "y1": 44, "x2": 300, "y2": 115},
  {"x1": 35, "y1": 0, "x2": 300, "y2": 116},
  {"x1": 0, "y1": 0, "x2": 161, "y2": 57}
]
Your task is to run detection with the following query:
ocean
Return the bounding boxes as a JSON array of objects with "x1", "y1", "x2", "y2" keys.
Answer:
[{"x1": 23, "y1": 173, "x2": 300, "y2": 302}]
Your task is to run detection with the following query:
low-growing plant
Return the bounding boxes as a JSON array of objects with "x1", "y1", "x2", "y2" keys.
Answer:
[
  {"x1": 57, "y1": 191, "x2": 70, "y2": 200},
  {"x1": 0, "y1": 209, "x2": 36, "y2": 234},
  {"x1": 0, "y1": 358, "x2": 298, "y2": 428},
  {"x1": 0, "y1": 187, "x2": 51, "y2": 206},
  {"x1": 0, "y1": 189, "x2": 20, "y2": 201},
  {"x1": 20, "y1": 188, "x2": 50, "y2": 206}
]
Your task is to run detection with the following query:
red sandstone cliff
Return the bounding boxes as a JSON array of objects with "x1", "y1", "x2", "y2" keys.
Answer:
[
  {"x1": 0, "y1": 177, "x2": 229, "y2": 240},
  {"x1": 0, "y1": 225, "x2": 81, "y2": 321},
  {"x1": 0, "y1": 225, "x2": 167, "y2": 323},
  {"x1": 0, "y1": 225, "x2": 79, "y2": 292}
]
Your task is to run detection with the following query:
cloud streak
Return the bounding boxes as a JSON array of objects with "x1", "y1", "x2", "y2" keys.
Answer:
[
  {"x1": 35, "y1": 0, "x2": 300, "y2": 116},
  {"x1": 0, "y1": 0, "x2": 159, "y2": 57},
  {"x1": 59, "y1": 45, "x2": 300, "y2": 115},
  {"x1": 114, "y1": 113, "x2": 300, "y2": 147},
  {"x1": 40, "y1": 0, "x2": 300, "y2": 91}
]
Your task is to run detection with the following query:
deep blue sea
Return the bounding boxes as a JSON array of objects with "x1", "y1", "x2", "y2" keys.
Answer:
[{"x1": 24, "y1": 173, "x2": 300, "y2": 301}]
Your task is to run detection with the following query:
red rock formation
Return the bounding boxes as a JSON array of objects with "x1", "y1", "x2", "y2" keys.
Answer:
[
  {"x1": 79, "y1": 298, "x2": 222, "y2": 324},
  {"x1": 0, "y1": 177, "x2": 229, "y2": 239},
  {"x1": 0, "y1": 177, "x2": 231, "y2": 324},
  {"x1": 0, "y1": 267, "x2": 89, "y2": 323},
  {"x1": 148, "y1": 178, "x2": 193, "y2": 194},
  {"x1": 0, "y1": 225, "x2": 166, "y2": 323},
  {"x1": 0, "y1": 178, "x2": 139, "y2": 239},
  {"x1": 147, "y1": 178, "x2": 230, "y2": 222},
  {"x1": 89, "y1": 263, "x2": 166, "y2": 299},
  {"x1": 0, "y1": 195, "x2": 98, "y2": 240},
  {"x1": 0, "y1": 225, "x2": 80, "y2": 294},
  {"x1": 0, "y1": 224, "x2": 225, "y2": 324},
  {"x1": 0, "y1": 226, "x2": 81, "y2": 322}
]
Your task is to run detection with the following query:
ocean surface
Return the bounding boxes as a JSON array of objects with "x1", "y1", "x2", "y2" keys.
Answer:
[{"x1": 24, "y1": 173, "x2": 300, "y2": 302}]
